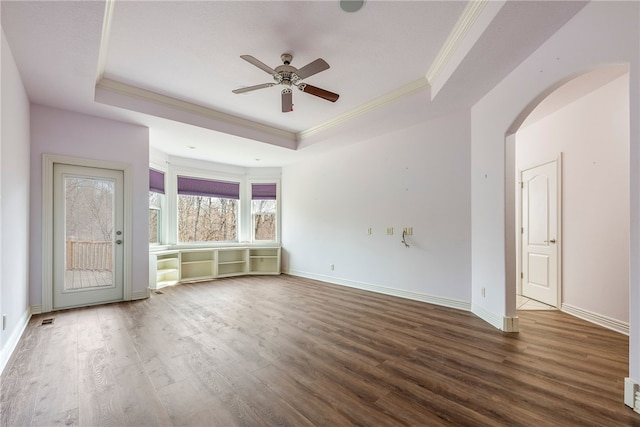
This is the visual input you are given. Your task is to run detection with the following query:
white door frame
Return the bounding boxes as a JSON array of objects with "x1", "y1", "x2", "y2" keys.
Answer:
[
  {"x1": 42, "y1": 154, "x2": 133, "y2": 313},
  {"x1": 516, "y1": 154, "x2": 562, "y2": 307}
]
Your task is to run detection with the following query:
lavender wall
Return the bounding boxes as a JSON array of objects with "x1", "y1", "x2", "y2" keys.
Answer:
[
  {"x1": 30, "y1": 105, "x2": 149, "y2": 306},
  {"x1": 283, "y1": 110, "x2": 471, "y2": 306},
  {"x1": 0, "y1": 30, "x2": 31, "y2": 372}
]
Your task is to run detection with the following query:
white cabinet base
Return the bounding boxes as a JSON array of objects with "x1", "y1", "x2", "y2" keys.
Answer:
[{"x1": 150, "y1": 246, "x2": 280, "y2": 288}]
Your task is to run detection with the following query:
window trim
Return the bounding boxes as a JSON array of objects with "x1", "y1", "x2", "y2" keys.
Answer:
[
  {"x1": 149, "y1": 163, "x2": 168, "y2": 246},
  {"x1": 170, "y1": 166, "x2": 245, "y2": 246},
  {"x1": 155, "y1": 162, "x2": 281, "y2": 246},
  {"x1": 248, "y1": 179, "x2": 280, "y2": 243},
  {"x1": 246, "y1": 178, "x2": 282, "y2": 244}
]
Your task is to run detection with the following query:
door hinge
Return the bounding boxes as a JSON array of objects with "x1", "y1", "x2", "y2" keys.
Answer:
[
  {"x1": 521, "y1": 227, "x2": 524, "y2": 234},
  {"x1": 521, "y1": 272, "x2": 523, "y2": 279},
  {"x1": 520, "y1": 182, "x2": 524, "y2": 189}
]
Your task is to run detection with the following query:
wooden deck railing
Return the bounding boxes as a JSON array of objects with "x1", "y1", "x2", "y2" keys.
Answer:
[{"x1": 66, "y1": 241, "x2": 112, "y2": 270}]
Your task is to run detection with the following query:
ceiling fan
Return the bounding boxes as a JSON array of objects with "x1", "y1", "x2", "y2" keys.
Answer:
[{"x1": 232, "y1": 53, "x2": 340, "y2": 113}]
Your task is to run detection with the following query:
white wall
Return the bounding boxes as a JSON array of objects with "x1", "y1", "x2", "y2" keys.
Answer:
[
  {"x1": 283, "y1": 109, "x2": 471, "y2": 307},
  {"x1": 516, "y1": 74, "x2": 630, "y2": 323},
  {"x1": 30, "y1": 105, "x2": 150, "y2": 307},
  {"x1": 0, "y1": 29, "x2": 31, "y2": 373},
  {"x1": 470, "y1": 0, "x2": 639, "y2": 380}
]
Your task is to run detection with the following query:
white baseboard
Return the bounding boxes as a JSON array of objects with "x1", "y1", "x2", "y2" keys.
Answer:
[
  {"x1": 284, "y1": 269, "x2": 471, "y2": 312},
  {"x1": 132, "y1": 288, "x2": 151, "y2": 300},
  {"x1": 284, "y1": 270, "x2": 524, "y2": 332},
  {"x1": 625, "y1": 377, "x2": 638, "y2": 408},
  {"x1": 503, "y1": 315, "x2": 519, "y2": 332},
  {"x1": 471, "y1": 304, "x2": 519, "y2": 332},
  {"x1": 0, "y1": 308, "x2": 32, "y2": 376},
  {"x1": 561, "y1": 303, "x2": 628, "y2": 335}
]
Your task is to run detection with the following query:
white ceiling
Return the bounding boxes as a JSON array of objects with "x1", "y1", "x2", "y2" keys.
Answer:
[{"x1": 2, "y1": 1, "x2": 590, "y2": 167}]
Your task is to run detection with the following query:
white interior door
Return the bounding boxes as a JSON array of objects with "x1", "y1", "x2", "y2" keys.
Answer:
[
  {"x1": 53, "y1": 163, "x2": 124, "y2": 309},
  {"x1": 521, "y1": 160, "x2": 560, "y2": 307}
]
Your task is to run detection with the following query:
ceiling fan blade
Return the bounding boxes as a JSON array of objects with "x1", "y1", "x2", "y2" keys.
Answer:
[
  {"x1": 281, "y1": 89, "x2": 293, "y2": 113},
  {"x1": 240, "y1": 55, "x2": 277, "y2": 75},
  {"x1": 299, "y1": 84, "x2": 339, "y2": 102},
  {"x1": 232, "y1": 83, "x2": 275, "y2": 94},
  {"x1": 295, "y1": 58, "x2": 330, "y2": 80}
]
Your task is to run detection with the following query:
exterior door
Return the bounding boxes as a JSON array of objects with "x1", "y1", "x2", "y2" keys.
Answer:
[
  {"x1": 521, "y1": 160, "x2": 560, "y2": 307},
  {"x1": 53, "y1": 163, "x2": 124, "y2": 309}
]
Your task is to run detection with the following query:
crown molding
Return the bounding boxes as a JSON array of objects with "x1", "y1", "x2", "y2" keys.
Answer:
[
  {"x1": 298, "y1": 0, "x2": 493, "y2": 141},
  {"x1": 92, "y1": 0, "x2": 490, "y2": 148},
  {"x1": 96, "y1": 77, "x2": 430, "y2": 148},
  {"x1": 425, "y1": 0, "x2": 489, "y2": 84},
  {"x1": 297, "y1": 77, "x2": 430, "y2": 140},
  {"x1": 95, "y1": 78, "x2": 297, "y2": 142},
  {"x1": 96, "y1": 0, "x2": 115, "y2": 84}
]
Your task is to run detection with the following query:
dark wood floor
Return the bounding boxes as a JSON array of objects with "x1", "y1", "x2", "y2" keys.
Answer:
[{"x1": 2, "y1": 275, "x2": 638, "y2": 426}]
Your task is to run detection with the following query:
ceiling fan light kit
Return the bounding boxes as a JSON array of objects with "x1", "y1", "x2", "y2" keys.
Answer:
[{"x1": 233, "y1": 53, "x2": 340, "y2": 113}]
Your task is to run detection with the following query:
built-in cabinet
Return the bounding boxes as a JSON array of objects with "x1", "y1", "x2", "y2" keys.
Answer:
[
  {"x1": 152, "y1": 251, "x2": 180, "y2": 288},
  {"x1": 249, "y1": 248, "x2": 280, "y2": 273},
  {"x1": 180, "y1": 249, "x2": 216, "y2": 281},
  {"x1": 217, "y1": 248, "x2": 247, "y2": 277},
  {"x1": 150, "y1": 246, "x2": 280, "y2": 289}
]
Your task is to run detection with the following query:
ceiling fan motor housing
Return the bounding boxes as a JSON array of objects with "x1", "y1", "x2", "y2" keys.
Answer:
[
  {"x1": 275, "y1": 55, "x2": 297, "y2": 86},
  {"x1": 274, "y1": 69, "x2": 297, "y2": 86}
]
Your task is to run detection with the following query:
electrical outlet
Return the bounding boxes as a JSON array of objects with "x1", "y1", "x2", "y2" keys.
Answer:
[
  {"x1": 481, "y1": 287, "x2": 486, "y2": 298},
  {"x1": 2, "y1": 314, "x2": 6, "y2": 330},
  {"x1": 386, "y1": 227, "x2": 393, "y2": 235},
  {"x1": 367, "y1": 227, "x2": 372, "y2": 235},
  {"x1": 403, "y1": 227, "x2": 413, "y2": 236},
  {"x1": 330, "y1": 264, "x2": 335, "y2": 271}
]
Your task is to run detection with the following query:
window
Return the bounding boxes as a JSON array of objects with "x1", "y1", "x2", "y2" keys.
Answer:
[
  {"x1": 149, "y1": 169, "x2": 164, "y2": 244},
  {"x1": 177, "y1": 176, "x2": 239, "y2": 242},
  {"x1": 251, "y1": 183, "x2": 277, "y2": 241}
]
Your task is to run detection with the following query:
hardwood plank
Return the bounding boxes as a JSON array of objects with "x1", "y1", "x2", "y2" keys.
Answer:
[
  {"x1": 155, "y1": 378, "x2": 240, "y2": 427},
  {"x1": 0, "y1": 317, "x2": 51, "y2": 427},
  {"x1": 30, "y1": 407, "x2": 78, "y2": 427},
  {"x1": 2, "y1": 275, "x2": 639, "y2": 426},
  {"x1": 78, "y1": 349, "x2": 126, "y2": 426},
  {"x1": 113, "y1": 362, "x2": 172, "y2": 427},
  {"x1": 253, "y1": 364, "x2": 356, "y2": 426},
  {"x1": 30, "y1": 318, "x2": 79, "y2": 423}
]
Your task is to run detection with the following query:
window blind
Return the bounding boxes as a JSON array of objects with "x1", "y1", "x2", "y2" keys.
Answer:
[
  {"x1": 149, "y1": 169, "x2": 165, "y2": 194},
  {"x1": 177, "y1": 176, "x2": 240, "y2": 200},
  {"x1": 251, "y1": 183, "x2": 277, "y2": 200}
]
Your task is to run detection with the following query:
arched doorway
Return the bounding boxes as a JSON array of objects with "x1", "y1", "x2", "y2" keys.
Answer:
[{"x1": 505, "y1": 65, "x2": 630, "y2": 332}]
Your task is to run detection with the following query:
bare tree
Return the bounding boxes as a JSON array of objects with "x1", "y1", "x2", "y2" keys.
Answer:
[
  {"x1": 178, "y1": 195, "x2": 238, "y2": 242},
  {"x1": 253, "y1": 199, "x2": 276, "y2": 240},
  {"x1": 65, "y1": 177, "x2": 113, "y2": 241}
]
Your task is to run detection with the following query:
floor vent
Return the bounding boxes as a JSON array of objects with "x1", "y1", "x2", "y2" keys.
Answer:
[
  {"x1": 41, "y1": 318, "x2": 55, "y2": 325},
  {"x1": 154, "y1": 291, "x2": 164, "y2": 294}
]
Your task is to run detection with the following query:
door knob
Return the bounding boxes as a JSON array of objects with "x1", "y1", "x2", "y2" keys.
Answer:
[
  {"x1": 116, "y1": 240, "x2": 122, "y2": 245},
  {"x1": 544, "y1": 239, "x2": 556, "y2": 244}
]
